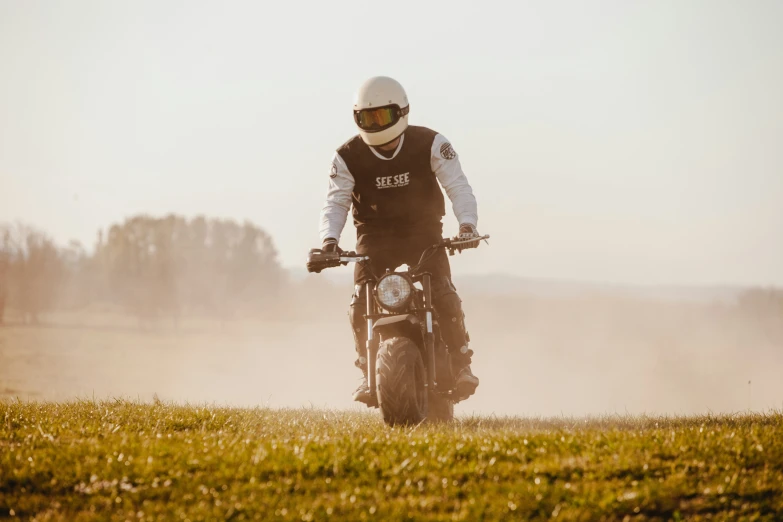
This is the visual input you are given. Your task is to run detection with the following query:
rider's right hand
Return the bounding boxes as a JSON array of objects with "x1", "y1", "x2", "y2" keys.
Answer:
[
  {"x1": 306, "y1": 249, "x2": 322, "y2": 273},
  {"x1": 322, "y1": 238, "x2": 339, "y2": 253},
  {"x1": 307, "y1": 238, "x2": 340, "y2": 273}
]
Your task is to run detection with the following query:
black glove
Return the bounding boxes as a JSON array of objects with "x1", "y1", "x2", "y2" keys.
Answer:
[
  {"x1": 322, "y1": 237, "x2": 339, "y2": 253},
  {"x1": 306, "y1": 238, "x2": 340, "y2": 273},
  {"x1": 458, "y1": 224, "x2": 481, "y2": 249}
]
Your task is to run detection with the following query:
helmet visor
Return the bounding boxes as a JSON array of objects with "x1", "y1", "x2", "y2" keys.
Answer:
[{"x1": 354, "y1": 105, "x2": 409, "y2": 133}]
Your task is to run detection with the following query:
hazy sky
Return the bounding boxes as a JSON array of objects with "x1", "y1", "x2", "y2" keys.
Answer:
[{"x1": 1, "y1": 0, "x2": 781, "y2": 286}]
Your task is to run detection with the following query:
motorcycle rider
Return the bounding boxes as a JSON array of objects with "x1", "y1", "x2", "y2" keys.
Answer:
[{"x1": 310, "y1": 76, "x2": 482, "y2": 405}]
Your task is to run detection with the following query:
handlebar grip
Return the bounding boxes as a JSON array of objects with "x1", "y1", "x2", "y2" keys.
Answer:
[{"x1": 307, "y1": 249, "x2": 341, "y2": 270}]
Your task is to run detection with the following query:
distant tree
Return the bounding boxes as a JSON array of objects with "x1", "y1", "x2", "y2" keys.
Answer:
[
  {"x1": 100, "y1": 215, "x2": 179, "y2": 325},
  {"x1": 200, "y1": 218, "x2": 283, "y2": 318},
  {"x1": 95, "y1": 214, "x2": 283, "y2": 324},
  {"x1": 0, "y1": 215, "x2": 285, "y2": 325},
  {"x1": 58, "y1": 239, "x2": 91, "y2": 309},
  {"x1": 0, "y1": 229, "x2": 10, "y2": 324},
  {"x1": 2, "y1": 223, "x2": 64, "y2": 323}
]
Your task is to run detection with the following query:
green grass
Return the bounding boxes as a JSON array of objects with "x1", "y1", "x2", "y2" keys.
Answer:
[{"x1": 1, "y1": 401, "x2": 782, "y2": 521}]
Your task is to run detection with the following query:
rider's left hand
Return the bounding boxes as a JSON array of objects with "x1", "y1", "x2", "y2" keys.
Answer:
[{"x1": 458, "y1": 224, "x2": 481, "y2": 249}]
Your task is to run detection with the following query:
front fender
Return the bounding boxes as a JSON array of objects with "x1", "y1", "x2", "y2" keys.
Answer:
[{"x1": 373, "y1": 315, "x2": 422, "y2": 344}]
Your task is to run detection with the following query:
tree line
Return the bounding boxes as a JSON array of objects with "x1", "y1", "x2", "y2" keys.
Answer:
[
  {"x1": 1, "y1": 214, "x2": 780, "y2": 331},
  {"x1": 0, "y1": 215, "x2": 285, "y2": 325}
]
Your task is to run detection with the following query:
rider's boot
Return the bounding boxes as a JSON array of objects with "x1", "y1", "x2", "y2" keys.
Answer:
[
  {"x1": 452, "y1": 346, "x2": 479, "y2": 401},
  {"x1": 349, "y1": 288, "x2": 374, "y2": 406},
  {"x1": 430, "y1": 277, "x2": 479, "y2": 401},
  {"x1": 352, "y1": 358, "x2": 374, "y2": 406}
]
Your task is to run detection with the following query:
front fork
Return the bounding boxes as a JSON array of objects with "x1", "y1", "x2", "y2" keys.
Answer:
[
  {"x1": 421, "y1": 273, "x2": 436, "y2": 391},
  {"x1": 365, "y1": 281, "x2": 378, "y2": 401}
]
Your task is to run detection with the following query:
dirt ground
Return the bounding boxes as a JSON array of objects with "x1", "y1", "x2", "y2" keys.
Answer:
[
  {"x1": 0, "y1": 311, "x2": 357, "y2": 410},
  {"x1": 2, "y1": 294, "x2": 782, "y2": 417}
]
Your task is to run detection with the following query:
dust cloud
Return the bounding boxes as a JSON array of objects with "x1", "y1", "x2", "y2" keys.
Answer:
[
  {"x1": 460, "y1": 287, "x2": 783, "y2": 416},
  {"x1": 2, "y1": 281, "x2": 781, "y2": 418}
]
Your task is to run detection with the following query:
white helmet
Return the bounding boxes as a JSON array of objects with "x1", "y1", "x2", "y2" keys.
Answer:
[{"x1": 353, "y1": 76, "x2": 409, "y2": 147}]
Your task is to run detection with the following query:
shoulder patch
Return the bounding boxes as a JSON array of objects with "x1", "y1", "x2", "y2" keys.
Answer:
[
  {"x1": 330, "y1": 161, "x2": 338, "y2": 178},
  {"x1": 440, "y1": 142, "x2": 457, "y2": 160}
]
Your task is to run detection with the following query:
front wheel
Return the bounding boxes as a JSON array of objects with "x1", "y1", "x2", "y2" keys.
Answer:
[{"x1": 376, "y1": 337, "x2": 427, "y2": 426}]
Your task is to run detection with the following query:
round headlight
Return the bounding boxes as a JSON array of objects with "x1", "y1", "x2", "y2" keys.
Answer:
[{"x1": 376, "y1": 274, "x2": 413, "y2": 311}]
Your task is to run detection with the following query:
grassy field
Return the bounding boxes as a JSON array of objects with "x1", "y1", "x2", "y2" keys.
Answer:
[{"x1": 1, "y1": 401, "x2": 782, "y2": 521}]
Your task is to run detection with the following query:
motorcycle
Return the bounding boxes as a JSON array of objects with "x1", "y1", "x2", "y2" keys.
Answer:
[{"x1": 307, "y1": 234, "x2": 489, "y2": 426}]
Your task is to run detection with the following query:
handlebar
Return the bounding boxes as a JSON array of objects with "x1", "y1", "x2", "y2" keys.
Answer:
[
  {"x1": 306, "y1": 249, "x2": 369, "y2": 273},
  {"x1": 306, "y1": 234, "x2": 489, "y2": 274},
  {"x1": 440, "y1": 234, "x2": 490, "y2": 252},
  {"x1": 339, "y1": 253, "x2": 370, "y2": 263},
  {"x1": 409, "y1": 234, "x2": 490, "y2": 275}
]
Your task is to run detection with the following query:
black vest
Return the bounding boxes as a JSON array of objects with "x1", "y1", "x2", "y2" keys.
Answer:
[{"x1": 337, "y1": 126, "x2": 446, "y2": 235}]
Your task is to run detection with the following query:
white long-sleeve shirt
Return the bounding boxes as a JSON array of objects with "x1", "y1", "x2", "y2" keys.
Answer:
[{"x1": 319, "y1": 133, "x2": 478, "y2": 242}]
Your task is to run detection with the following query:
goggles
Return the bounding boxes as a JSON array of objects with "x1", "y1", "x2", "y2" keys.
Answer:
[{"x1": 354, "y1": 104, "x2": 409, "y2": 133}]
